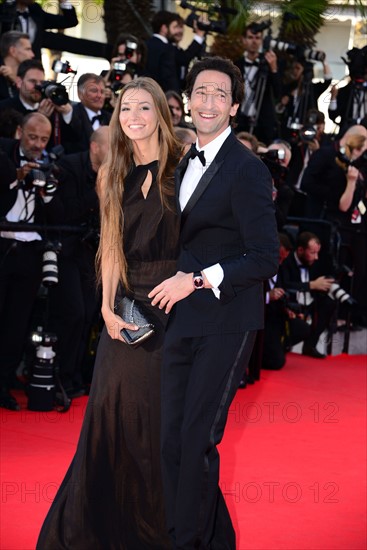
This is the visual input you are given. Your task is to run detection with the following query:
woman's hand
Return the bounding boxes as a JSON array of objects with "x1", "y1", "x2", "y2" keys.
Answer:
[{"x1": 102, "y1": 305, "x2": 138, "y2": 342}]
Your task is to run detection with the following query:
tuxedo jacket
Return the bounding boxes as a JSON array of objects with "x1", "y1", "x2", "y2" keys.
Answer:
[
  {"x1": 0, "y1": 138, "x2": 63, "y2": 224},
  {"x1": 9, "y1": 3, "x2": 78, "y2": 60},
  {"x1": 170, "y1": 131, "x2": 279, "y2": 337},
  {"x1": 175, "y1": 39, "x2": 204, "y2": 91},
  {"x1": 278, "y1": 253, "x2": 324, "y2": 295},
  {"x1": 144, "y1": 36, "x2": 180, "y2": 93},
  {"x1": 65, "y1": 103, "x2": 111, "y2": 153}
]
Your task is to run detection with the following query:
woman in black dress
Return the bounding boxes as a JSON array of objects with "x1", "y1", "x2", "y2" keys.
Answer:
[{"x1": 37, "y1": 77, "x2": 182, "y2": 549}]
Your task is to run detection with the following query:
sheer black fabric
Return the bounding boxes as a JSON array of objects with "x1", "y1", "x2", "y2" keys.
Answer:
[{"x1": 37, "y1": 161, "x2": 179, "y2": 549}]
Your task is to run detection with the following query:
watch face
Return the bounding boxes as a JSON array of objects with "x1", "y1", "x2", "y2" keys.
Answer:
[{"x1": 193, "y1": 273, "x2": 204, "y2": 289}]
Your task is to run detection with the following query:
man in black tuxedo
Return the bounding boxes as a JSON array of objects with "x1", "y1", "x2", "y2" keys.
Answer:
[
  {"x1": 144, "y1": 11, "x2": 181, "y2": 93},
  {"x1": 235, "y1": 22, "x2": 281, "y2": 144},
  {"x1": 150, "y1": 57, "x2": 278, "y2": 549},
  {"x1": 0, "y1": 31, "x2": 34, "y2": 100},
  {"x1": 0, "y1": 113, "x2": 63, "y2": 411},
  {"x1": 65, "y1": 73, "x2": 111, "y2": 153},
  {"x1": 0, "y1": 59, "x2": 76, "y2": 151},
  {"x1": 278, "y1": 231, "x2": 336, "y2": 359},
  {"x1": 3, "y1": 0, "x2": 78, "y2": 60}
]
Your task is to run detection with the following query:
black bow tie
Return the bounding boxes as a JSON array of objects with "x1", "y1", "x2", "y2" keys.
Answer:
[
  {"x1": 17, "y1": 10, "x2": 29, "y2": 18},
  {"x1": 91, "y1": 114, "x2": 103, "y2": 125},
  {"x1": 189, "y1": 143, "x2": 206, "y2": 166}
]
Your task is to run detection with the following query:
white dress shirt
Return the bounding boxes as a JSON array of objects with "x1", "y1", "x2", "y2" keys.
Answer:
[{"x1": 179, "y1": 126, "x2": 232, "y2": 297}]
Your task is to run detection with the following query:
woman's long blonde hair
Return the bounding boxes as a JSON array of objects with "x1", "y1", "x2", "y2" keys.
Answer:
[{"x1": 96, "y1": 77, "x2": 182, "y2": 290}]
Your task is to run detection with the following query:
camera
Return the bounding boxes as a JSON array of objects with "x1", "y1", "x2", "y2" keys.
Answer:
[
  {"x1": 27, "y1": 144, "x2": 63, "y2": 197},
  {"x1": 259, "y1": 149, "x2": 288, "y2": 188},
  {"x1": 180, "y1": 0, "x2": 236, "y2": 35},
  {"x1": 327, "y1": 283, "x2": 355, "y2": 307},
  {"x1": 35, "y1": 80, "x2": 69, "y2": 106},
  {"x1": 27, "y1": 330, "x2": 57, "y2": 412},
  {"x1": 42, "y1": 241, "x2": 62, "y2": 286},
  {"x1": 52, "y1": 59, "x2": 77, "y2": 75}
]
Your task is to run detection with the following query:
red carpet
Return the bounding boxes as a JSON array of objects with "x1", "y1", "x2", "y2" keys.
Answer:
[{"x1": 1, "y1": 352, "x2": 366, "y2": 550}]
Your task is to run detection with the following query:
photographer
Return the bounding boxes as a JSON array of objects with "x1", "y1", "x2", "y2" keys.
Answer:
[
  {"x1": 279, "y1": 57, "x2": 332, "y2": 141},
  {"x1": 286, "y1": 109, "x2": 332, "y2": 216},
  {"x1": 278, "y1": 231, "x2": 337, "y2": 359},
  {"x1": 0, "y1": 113, "x2": 63, "y2": 411},
  {"x1": 329, "y1": 46, "x2": 367, "y2": 134},
  {"x1": 324, "y1": 130, "x2": 367, "y2": 326},
  {"x1": 0, "y1": 0, "x2": 78, "y2": 61},
  {"x1": 0, "y1": 31, "x2": 34, "y2": 100},
  {"x1": 260, "y1": 140, "x2": 294, "y2": 230},
  {"x1": 235, "y1": 22, "x2": 282, "y2": 144},
  {"x1": 101, "y1": 34, "x2": 143, "y2": 111},
  {"x1": 262, "y1": 233, "x2": 311, "y2": 370},
  {"x1": 0, "y1": 59, "x2": 75, "y2": 150},
  {"x1": 301, "y1": 124, "x2": 367, "y2": 219}
]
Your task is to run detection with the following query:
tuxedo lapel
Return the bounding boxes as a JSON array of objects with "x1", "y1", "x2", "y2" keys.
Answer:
[
  {"x1": 175, "y1": 149, "x2": 192, "y2": 214},
  {"x1": 179, "y1": 131, "x2": 236, "y2": 225},
  {"x1": 180, "y1": 158, "x2": 223, "y2": 226}
]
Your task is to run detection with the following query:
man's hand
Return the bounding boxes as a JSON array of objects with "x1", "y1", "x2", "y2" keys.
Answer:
[
  {"x1": 54, "y1": 102, "x2": 72, "y2": 115},
  {"x1": 347, "y1": 165, "x2": 359, "y2": 186},
  {"x1": 308, "y1": 139, "x2": 320, "y2": 153},
  {"x1": 269, "y1": 287, "x2": 285, "y2": 301},
  {"x1": 148, "y1": 271, "x2": 195, "y2": 314},
  {"x1": 0, "y1": 65, "x2": 16, "y2": 82},
  {"x1": 38, "y1": 99, "x2": 55, "y2": 118},
  {"x1": 16, "y1": 162, "x2": 40, "y2": 181},
  {"x1": 264, "y1": 50, "x2": 277, "y2": 72},
  {"x1": 310, "y1": 276, "x2": 334, "y2": 292}
]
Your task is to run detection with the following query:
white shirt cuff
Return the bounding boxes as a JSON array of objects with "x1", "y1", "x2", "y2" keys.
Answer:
[
  {"x1": 203, "y1": 263, "x2": 224, "y2": 300},
  {"x1": 194, "y1": 35, "x2": 205, "y2": 45},
  {"x1": 60, "y1": 2, "x2": 73, "y2": 8},
  {"x1": 62, "y1": 107, "x2": 73, "y2": 124}
]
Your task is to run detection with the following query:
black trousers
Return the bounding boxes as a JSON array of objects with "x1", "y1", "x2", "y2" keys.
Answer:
[
  {"x1": 0, "y1": 238, "x2": 42, "y2": 388},
  {"x1": 161, "y1": 328, "x2": 256, "y2": 550}
]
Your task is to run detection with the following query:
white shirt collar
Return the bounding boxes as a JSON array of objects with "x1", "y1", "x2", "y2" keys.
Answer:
[
  {"x1": 19, "y1": 96, "x2": 38, "y2": 111},
  {"x1": 196, "y1": 126, "x2": 232, "y2": 166},
  {"x1": 84, "y1": 106, "x2": 101, "y2": 120},
  {"x1": 153, "y1": 33, "x2": 168, "y2": 44}
]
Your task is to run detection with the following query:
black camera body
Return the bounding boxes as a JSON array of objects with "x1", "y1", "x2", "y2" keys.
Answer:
[
  {"x1": 259, "y1": 150, "x2": 288, "y2": 188},
  {"x1": 35, "y1": 80, "x2": 69, "y2": 106},
  {"x1": 342, "y1": 46, "x2": 367, "y2": 83}
]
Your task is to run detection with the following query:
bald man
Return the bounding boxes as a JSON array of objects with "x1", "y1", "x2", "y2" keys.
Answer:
[
  {"x1": 46, "y1": 126, "x2": 109, "y2": 396},
  {"x1": 0, "y1": 112, "x2": 63, "y2": 410}
]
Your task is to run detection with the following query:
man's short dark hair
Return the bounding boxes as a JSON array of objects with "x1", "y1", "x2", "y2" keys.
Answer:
[
  {"x1": 77, "y1": 73, "x2": 105, "y2": 91},
  {"x1": 279, "y1": 232, "x2": 292, "y2": 251},
  {"x1": 185, "y1": 56, "x2": 244, "y2": 107},
  {"x1": 0, "y1": 31, "x2": 30, "y2": 59},
  {"x1": 17, "y1": 59, "x2": 44, "y2": 79},
  {"x1": 244, "y1": 23, "x2": 263, "y2": 37},
  {"x1": 151, "y1": 10, "x2": 183, "y2": 34},
  {"x1": 297, "y1": 231, "x2": 320, "y2": 249}
]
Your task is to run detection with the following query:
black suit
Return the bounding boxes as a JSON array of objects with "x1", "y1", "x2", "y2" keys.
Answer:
[
  {"x1": 64, "y1": 102, "x2": 111, "y2": 153},
  {"x1": 235, "y1": 56, "x2": 281, "y2": 144},
  {"x1": 278, "y1": 252, "x2": 336, "y2": 349},
  {"x1": 175, "y1": 39, "x2": 204, "y2": 91},
  {"x1": 160, "y1": 132, "x2": 279, "y2": 548},
  {"x1": 328, "y1": 81, "x2": 367, "y2": 133},
  {"x1": 0, "y1": 96, "x2": 80, "y2": 151},
  {"x1": 144, "y1": 36, "x2": 180, "y2": 92},
  {"x1": 10, "y1": 3, "x2": 78, "y2": 60},
  {"x1": 0, "y1": 139, "x2": 63, "y2": 391}
]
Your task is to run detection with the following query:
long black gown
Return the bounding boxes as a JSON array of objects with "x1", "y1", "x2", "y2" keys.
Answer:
[{"x1": 37, "y1": 161, "x2": 179, "y2": 550}]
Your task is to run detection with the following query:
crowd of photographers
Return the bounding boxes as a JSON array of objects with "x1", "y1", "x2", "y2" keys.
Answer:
[{"x1": 0, "y1": 5, "x2": 366, "y2": 410}]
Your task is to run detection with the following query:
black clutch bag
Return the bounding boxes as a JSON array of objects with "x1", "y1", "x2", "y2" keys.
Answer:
[{"x1": 114, "y1": 296, "x2": 155, "y2": 347}]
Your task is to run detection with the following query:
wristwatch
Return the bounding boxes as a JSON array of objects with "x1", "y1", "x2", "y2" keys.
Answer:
[{"x1": 193, "y1": 271, "x2": 204, "y2": 290}]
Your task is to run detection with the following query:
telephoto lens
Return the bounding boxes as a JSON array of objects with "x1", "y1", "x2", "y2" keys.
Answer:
[{"x1": 42, "y1": 242, "x2": 59, "y2": 286}]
